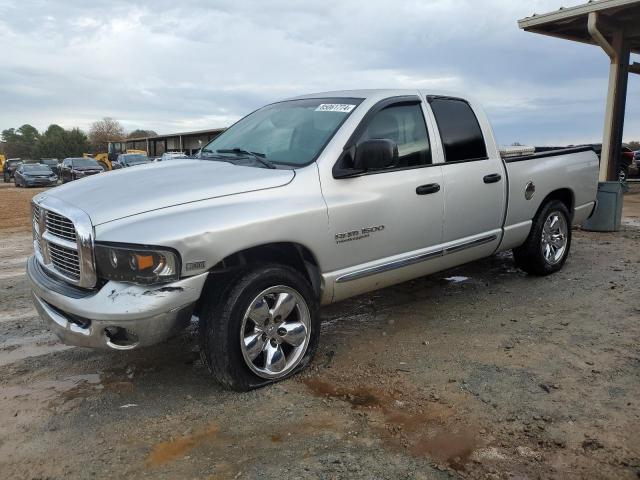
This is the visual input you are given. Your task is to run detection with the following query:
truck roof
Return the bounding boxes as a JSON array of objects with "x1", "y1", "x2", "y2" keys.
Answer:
[{"x1": 287, "y1": 89, "x2": 470, "y2": 102}]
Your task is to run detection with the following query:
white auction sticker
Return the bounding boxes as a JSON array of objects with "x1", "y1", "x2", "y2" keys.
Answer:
[{"x1": 315, "y1": 104, "x2": 356, "y2": 113}]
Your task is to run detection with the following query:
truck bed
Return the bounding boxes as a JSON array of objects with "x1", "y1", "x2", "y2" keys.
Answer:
[{"x1": 498, "y1": 146, "x2": 599, "y2": 251}]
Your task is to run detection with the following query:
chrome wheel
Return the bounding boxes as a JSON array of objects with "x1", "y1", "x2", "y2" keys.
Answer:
[
  {"x1": 541, "y1": 211, "x2": 568, "y2": 265},
  {"x1": 240, "y1": 285, "x2": 311, "y2": 379}
]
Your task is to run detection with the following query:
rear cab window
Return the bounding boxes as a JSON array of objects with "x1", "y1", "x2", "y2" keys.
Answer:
[{"x1": 429, "y1": 97, "x2": 487, "y2": 163}]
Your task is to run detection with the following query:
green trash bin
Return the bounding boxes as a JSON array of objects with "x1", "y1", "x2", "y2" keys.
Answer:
[{"x1": 582, "y1": 181, "x2": 623, "y2": 232}]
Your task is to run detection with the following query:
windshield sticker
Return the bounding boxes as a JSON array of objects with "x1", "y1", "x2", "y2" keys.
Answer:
[{"x1": 315, "y1": 104, "x2": 356, "y2": 113}]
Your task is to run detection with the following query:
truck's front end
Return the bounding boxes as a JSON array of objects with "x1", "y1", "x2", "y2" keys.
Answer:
[{"x1": 28, "y1": 193, "x2": 207, "y2": 350}]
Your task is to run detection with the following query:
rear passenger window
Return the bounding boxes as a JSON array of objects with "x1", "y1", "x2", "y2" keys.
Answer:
[
  {"x1": 359, "y1": 103, "x2": 432, "y2": 167},
  {"x1": 430, "y1": 98, "x2": 487, "y2": 162}
]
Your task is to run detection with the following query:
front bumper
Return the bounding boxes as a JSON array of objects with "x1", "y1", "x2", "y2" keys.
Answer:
[
  {"x1": 25, "y1": 179, "x2": 57, "y2": 186},
  {"x1": 27, "y1": 256, "x2": 208, "y2": 350}
]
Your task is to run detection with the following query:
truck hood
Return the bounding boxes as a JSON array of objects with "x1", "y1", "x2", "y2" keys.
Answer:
[{"x1": 43, "y1": 160, "x2": 295, "y2": 225}]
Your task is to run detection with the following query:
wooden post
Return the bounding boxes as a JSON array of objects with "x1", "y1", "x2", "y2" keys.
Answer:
[{"x1": 599, "y1": 30, "x2": 630, "y2": 181}]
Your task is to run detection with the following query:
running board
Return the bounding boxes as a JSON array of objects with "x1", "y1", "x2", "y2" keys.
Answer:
[{"x1": 335, "y1": 234, "x2": 498, "y2": 283}]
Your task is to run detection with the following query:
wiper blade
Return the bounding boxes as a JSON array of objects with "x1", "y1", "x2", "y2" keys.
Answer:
[
  {"x1": 216, "y1": 148, "x2": 276, "y2": 169},
  {"x1": 217, "y1": 148, "x2": 265, "y2": 157}
]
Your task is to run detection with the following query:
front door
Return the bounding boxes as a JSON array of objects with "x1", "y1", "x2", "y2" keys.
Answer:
[{"x1": 320, "y1": 98, "x2": 445, "y2": 300}]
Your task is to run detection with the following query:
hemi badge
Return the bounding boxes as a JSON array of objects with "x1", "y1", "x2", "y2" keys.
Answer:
[{"x1": 186, "y1": 261, "x2": 206, "y2": 271}]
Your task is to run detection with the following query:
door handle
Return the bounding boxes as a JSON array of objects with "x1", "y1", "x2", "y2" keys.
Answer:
[
  {"x1": 483, "y1": 173, "x2": 502, "y2": 184},
  {"x1": 416, "y1": 183, "x2": 440, "y2": 195}
]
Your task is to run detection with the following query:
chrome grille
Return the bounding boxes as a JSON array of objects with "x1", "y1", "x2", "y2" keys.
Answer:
[
  {"x1": 48, "y1": 243, "x2": 81, "y2": 280},
  {"x1": 32, "y1": 197, "x2": 96, "y2": 288},
  {"x1": 32, "y1": 203, "x2": 41, "y2": 255},
  {"x1": 45, "y1": 211, "x2": 77, "y2": 242}
]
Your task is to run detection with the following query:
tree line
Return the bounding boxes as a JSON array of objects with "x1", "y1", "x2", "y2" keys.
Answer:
[{"x1": 0, "y1": 118, "x2": 157, "y2": 160}]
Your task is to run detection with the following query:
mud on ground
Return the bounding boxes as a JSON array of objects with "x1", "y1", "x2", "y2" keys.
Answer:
[{"x1": 0, "y1": 182, "x2": 639, "y2": 479}]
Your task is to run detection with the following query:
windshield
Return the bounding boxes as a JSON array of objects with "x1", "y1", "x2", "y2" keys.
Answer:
[
  {"x1": 200, "y1": 97, "x2": 362, "y2": 167},
  {"x1": 23, "y1": 164, "x2": 52, "y2": 174},
  {"x1": 71, "y1": 158, "x2": 100, "y2": 168},
  {"x1": 122, "y1": 154, "x2": 150, "y2": 165}
]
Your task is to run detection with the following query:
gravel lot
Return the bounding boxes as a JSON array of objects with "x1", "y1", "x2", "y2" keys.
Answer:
[{"x1": 0, "y1": 181, "x2": 639, "y2": 479}]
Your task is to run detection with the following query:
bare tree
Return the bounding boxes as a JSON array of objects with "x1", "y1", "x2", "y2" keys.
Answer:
[
  {"x1": 127, "y1": 129, "x2": 157, "y2": 139},
  {"x1": 89, "y1": 118, "x2": 125, "y2": 153}
]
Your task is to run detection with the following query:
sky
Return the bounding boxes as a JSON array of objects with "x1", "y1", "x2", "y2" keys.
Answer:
[{"x1": 0, "y1": 0, "x2": 638, "y2": 146}]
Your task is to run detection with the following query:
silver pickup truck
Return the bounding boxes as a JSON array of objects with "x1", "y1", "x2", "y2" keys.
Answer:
[{"x1": 28, "y1": 89, "x2": 599, "y2": 390}]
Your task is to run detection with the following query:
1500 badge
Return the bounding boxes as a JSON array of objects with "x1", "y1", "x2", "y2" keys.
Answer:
[{"x1": 335, "y1": 225, "x2": 385, "y2": 244}]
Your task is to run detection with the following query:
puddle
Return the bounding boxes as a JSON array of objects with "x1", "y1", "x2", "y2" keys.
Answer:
[
  {"x1": 0, "y1": 307, "x2": 39, "y2": 324},
  {"x1": 0, "y1": 335, "x2": 72, "y2": 366},
  {"x1": 304, "y1": 376, "x2": 481, "y2": 470},
  {"x1": 0, "y1": 268, "x2": 28, "y2": 280},
  {"x1": 146, "y1": 424, "x2": 219, "y2": 466},
  {"x1": 304, "y1": 377, "x2": 382, "y2": 408},
  {"x1": 410, "y1": 429, "x2": 478, "y2": 469},
  {"x1": 444, "y1": 276, "x2": 470, "y2": 284},
  {"x1": 0, "y1": 255, "x2": 29, "y2": 269},
  {"x1": 2, "y1": 373, "x2": 102, "y2": 420}
]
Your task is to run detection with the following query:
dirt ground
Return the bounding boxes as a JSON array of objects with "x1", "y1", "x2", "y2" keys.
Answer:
[{"x1": 0, "y1": 181, "x2": 639, "y2": 480}]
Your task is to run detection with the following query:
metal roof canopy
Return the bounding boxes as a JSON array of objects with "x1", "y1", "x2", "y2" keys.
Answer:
[{"x1": 519, "y1": 0, "x2": 640, "y2": 182}]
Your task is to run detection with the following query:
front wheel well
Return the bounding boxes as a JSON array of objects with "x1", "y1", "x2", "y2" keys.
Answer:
[{"x1": 194, "y1": 243, "x2": 322, "y2": 316}]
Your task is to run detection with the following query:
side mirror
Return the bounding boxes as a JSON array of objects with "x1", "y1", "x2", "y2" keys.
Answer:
[{"x1": 353, "y1": 139, "x2": 398, "y2": 171}]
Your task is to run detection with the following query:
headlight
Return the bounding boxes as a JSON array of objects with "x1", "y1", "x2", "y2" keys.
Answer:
[{"x1": 95, "y1": 244, "x2": 180, "y2": 284}]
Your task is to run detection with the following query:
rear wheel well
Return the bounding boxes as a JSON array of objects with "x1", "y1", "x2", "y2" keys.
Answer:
[
  {"x1": 539, "y1": 188, "x2": 574, "y2": 219},
  {"x1": 195, "y1": 243, "x2": 322, "y2": 316}
]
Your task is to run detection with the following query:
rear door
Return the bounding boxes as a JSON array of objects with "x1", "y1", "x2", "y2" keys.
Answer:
[{"x1": 427, "y1": 96, "x2": 505, "y2": 248}]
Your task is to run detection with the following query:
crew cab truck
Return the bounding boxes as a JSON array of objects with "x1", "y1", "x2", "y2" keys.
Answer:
[{"x1": 27, "y1": 89, "x2": 599, "y2": 390}]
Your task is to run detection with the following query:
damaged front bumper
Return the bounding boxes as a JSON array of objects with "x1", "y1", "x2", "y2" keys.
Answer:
[{"x1": 26, "y1": 256, "x2": 208, "y2": 350}]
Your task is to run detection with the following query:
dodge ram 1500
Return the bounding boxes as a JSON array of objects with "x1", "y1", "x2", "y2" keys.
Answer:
[{"x1": 28, "y1": 89, "x2": 599, "y2": 390}]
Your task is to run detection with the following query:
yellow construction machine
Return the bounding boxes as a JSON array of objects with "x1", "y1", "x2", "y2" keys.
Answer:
[{"x1": 84, "y1": 142, "x2": 147, "y2": 171}]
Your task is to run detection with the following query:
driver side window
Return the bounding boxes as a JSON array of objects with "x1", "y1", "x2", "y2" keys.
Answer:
[{"x1": 358, "y1": 103, "x2": 432, "y2": 168}]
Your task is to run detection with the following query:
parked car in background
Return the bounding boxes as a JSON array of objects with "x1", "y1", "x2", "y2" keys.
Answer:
[
  {"x1": 629, "y1": 151, "x2": 639, "y2": 177},
  {"x1": 621, "y1": 145, "x2": 635, "y2": 180},
  {"x1": 39, "y1": 158, "x2": 60, "y2": 175},
  {"x1": 160, "y1": 151, "x2": 190, "y2": 161},
  {"x1": 587, "y1": 144, "x2": 635, "y2": 182},
  {"x1": 59, "y1": 157, "x2": 104, "y2": 183},
  {"x1": 14, "y1": 163, "x2": 58, "y2": 187},
  {"x1": 113, "y1": 153, "x2": 151, "y2": 168},
  {"x1": 3, "y1": 158, "x2": 22, "y2": 182}
]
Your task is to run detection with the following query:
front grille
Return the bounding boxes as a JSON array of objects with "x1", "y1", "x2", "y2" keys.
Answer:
[
  {"x1": 45, "y1": 211, "x2": 77, "y2": 242},
  {"x1": 32, "y1": 203, "x2": 42, "y2": 255},
  {"x1": 48, "y1": 242, "x2": 81, "y2": 280},
  {"x1": 32, "y1": 198, "x2": 95, "y2": 288}
]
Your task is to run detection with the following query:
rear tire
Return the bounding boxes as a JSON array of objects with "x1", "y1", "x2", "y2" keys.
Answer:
[
  {"x1": 513, "y1": 200, "x2": 572, "y2": 276},
  {"x1": 199, "y1": 264, "x2": 320, "y2": 391}
]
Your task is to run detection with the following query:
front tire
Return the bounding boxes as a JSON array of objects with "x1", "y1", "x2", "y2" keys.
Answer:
[
  {"x1": 199, "y1": 264, "x2": 320, "y2": 391},
  {"x1": 513, "y1": 200, "x2": 572, "y2": 276}
]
